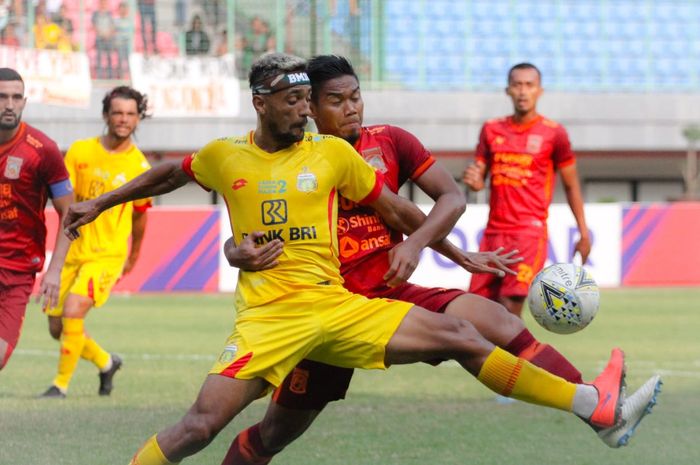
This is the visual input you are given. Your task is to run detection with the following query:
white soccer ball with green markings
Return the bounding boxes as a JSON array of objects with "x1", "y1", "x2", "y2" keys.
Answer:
[{"x1": 527, "y1": 263, "x2": 599, "y2": 334}]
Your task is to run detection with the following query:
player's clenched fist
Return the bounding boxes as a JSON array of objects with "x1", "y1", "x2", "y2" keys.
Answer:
[
  {"x1": 462, "y1": 160, "x2": 486, "y2": 191},
  {"x1": 63, "y1": 199, "x2": 102, "y2": 240}
]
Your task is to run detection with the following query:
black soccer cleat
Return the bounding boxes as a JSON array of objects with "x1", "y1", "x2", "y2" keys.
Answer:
[
  {"x1": 98, "y1": 354, "x2": 123, "y2": 396},
  {"x1": 39, "y1": 385, "x2": 66, "y2": 399}
]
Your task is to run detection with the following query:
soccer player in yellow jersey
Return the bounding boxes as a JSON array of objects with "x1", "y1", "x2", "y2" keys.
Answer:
[
  {"x1": 41, "y1": 86, "x2": 152, "y2": 398},
  {"x1": 64, "y1": 54, "x2": 638, "y2": 464}
]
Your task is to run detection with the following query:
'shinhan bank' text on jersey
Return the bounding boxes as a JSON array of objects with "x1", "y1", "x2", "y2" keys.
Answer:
[
  {"x1": 476, "y1": 115, "x2": 575, "y2": 236},
  {"x1": 0, "y1": 123, "x2": 69, "y2": 272},
  {"x1": 182, "y1": 132, "x2": 384, "y2": 309},
  {"x1": 64, "y1": 137, "x2": 151, "y2": 263},
  {"x1": 338, "y1": 125, "x2": 435, "y2": 297}
]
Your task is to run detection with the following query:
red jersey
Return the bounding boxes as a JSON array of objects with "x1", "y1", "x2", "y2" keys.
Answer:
[
  {"x1": 475, "y1": 115, "x2": 574, "y2": 236},
  {"x1": 338, "y1": 125, "x2": 435, "y2": 296},
  {"x1": 0, "y1": 123, "x2": 69, "y2": 272}
]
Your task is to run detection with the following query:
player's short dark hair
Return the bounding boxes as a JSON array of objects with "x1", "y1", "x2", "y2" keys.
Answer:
[
  {"x1": 0, "y1": 68, "x2": 23, "y2": 83},
  {"x1": 249, "y1": 53, "x2": 307, "y2": 90},
  {"x1": 306, "y1": 55, "x2": 358, "y2": 101},
  {"x1": 102, "y1": 86, "x2": 149, "y2": 120},
  {"x1": 507, "y1": 63, "x2": 542, "y2": 84}
]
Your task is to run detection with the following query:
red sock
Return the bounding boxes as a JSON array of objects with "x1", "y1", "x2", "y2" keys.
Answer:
[
  {"x1": 504, "y1": 329, "x2": 583, "y2": 383},
  {"x1": 222, "y1": 424, "x2": 274, "y2": 465}
]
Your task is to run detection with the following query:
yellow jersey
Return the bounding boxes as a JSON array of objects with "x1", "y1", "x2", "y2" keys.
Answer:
[
  {"x1": 65, "y1": 136, "x2": 151, "y2": 262},
  {"x1": 183, "y1": 131, "x2": 383, "y2": 308}
]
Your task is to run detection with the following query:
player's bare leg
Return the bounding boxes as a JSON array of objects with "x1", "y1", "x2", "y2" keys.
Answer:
[
  {"x1": 384, "y1": 307, "x2": 624, "y2": 428},
  {"x1": 498, "y1": 295, "x2": 525, "y2": 318},
  {"x1": 130, "y1": 376, "x2": 269, "y2": 464},
  {"x1": 0, "y1": 338, "x2": 10, "y2": 370},
  {"x1": 222, "y1": 403, "x2": 321, "y2": 465},
  {"x1": 443, "y1": 294, "x2": 582, "y2": 382}
]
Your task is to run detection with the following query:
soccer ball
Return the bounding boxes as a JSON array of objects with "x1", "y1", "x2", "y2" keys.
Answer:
[{"x1": 527, "y1": 263, "x2": 600, "y2": 334}]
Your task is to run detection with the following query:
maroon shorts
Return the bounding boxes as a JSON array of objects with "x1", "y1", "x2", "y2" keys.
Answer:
[
  {"x1": 0, "y1": 268, "x2": 36, "y2": 364},
  {"x1": 468, "y1": 231, "x2": 547, "y2": 300},
  {"x1": 272, "y1": 283, "x2": 466, "y2": 409}
]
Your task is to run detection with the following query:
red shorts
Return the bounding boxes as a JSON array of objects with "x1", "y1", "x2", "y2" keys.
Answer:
[
  {"x1": 272, "y1": 283, "x2": 466, "y2": 409},
  {"x1": 468, "y1": 231, "x2": 547, "y2": 300},
  {"x1": 0, "y1": 268, "x2": 36, "y2": 364}
]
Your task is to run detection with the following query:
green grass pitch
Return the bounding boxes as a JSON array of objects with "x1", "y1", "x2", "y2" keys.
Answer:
[{"x1": 1, "y1": 288, "x2": 698, "y2": 464}]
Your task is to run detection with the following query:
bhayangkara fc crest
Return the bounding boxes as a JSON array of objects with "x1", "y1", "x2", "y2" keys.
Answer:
[
  {"x1": 4, "y1": 156, "x2": 23, "y2": 179},
  {"x1": 297, "y1": 167, "x2": 317, "y2": 193}
]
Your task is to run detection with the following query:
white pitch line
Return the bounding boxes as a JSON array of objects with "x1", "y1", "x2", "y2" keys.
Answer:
[
  {"x1": 14, "y1": 349, "x2": 700, "y2": 378},
  {"x1": 14, "y1": 348, "x2": 217, "y2": 361}
]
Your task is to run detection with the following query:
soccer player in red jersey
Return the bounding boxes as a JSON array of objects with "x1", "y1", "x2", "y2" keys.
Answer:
[
  {"x1": 0, "y1": 68, "x2": 73, "y2": 371},
  {"x1": 220, "y1": 56, "x2": 656, "y2": 464},
  {"x1": 463, "y1": 63, "x2": 591, "y2": 318}
]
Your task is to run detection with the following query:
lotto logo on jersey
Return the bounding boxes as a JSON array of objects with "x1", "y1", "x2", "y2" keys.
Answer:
[
  {"x1": 3, "y1": 156, "x2": 23, "y2": 179},
  {"x1": 261, "y1": 199, "x2": 287, "y2": 225}
]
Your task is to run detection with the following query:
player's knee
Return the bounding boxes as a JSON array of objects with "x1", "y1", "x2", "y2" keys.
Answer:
[
  {"x1": 181, "y1": 413, "x2": 221, "y2": 448},
  {"x1": 261, "y1": 412, "x2": 316, "y2": 453},
  {"x1": 48, "y1": 320, "x2": 62, "y2": 340}
]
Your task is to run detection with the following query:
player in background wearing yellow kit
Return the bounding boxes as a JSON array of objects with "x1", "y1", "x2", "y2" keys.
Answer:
[
  {"x1": 40, "y1": 86, "x2": 152, "y2": 398},
  {"x1": 64, "y1": 54, "x2": 633, "y2": 464}
]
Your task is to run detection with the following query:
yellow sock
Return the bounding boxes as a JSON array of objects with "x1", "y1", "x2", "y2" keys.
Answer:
[
  {"x1": 477, "y1": 347, "x2": 577, "y2": 412},
  {"x1": 129, "y1": 435, "x2": 177, "y2": 465},
  {"x1": 53, "y1": 318, "x2": 86, "y2": 392},
  {"x1": 82, "y1": 337, "x2": 111, "y2": 371}
]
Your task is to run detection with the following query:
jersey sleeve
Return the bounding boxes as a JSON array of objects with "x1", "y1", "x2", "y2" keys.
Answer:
[
  {"x1": 474, "y1": 124, "x2": 492, "y2": 167},
  {"x1": 39, "y1": 137, "x2": 70, "y2": 189},
  {"x1": 329, "y1": 137, "x2": 382, "y2": 204},
  {"x1": 388, "y1": 125, "x2": 435, "y2": 182},
  {"x1": 133, "y1": 155, "x2": 153, "y2": 211},
  {"x1": 182, "y1": 139, "x2": 226, "y2": 192},
  {"x1": 552, "y1": 126, "x2": 575, "y2": 169}
]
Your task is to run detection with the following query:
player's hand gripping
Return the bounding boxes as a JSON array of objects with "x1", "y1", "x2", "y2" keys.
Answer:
[
  {"x1": 63, "y1": 199, "x2": 102, "y2": 240},
  {"x1": 462, "y1": 160, "x2": 486, "y2": 191},
  {"x1": 459, "y1": 247, "x2": 522, "y2": 277},
  {"x1": 224, "y1": 233, "x2": 284, "y2": 271},
  {"x1": 384, "y1": 239, "x2": 422, "y2": 287}
]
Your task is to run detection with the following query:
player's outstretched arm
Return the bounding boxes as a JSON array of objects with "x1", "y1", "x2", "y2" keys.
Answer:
[
  {"x1": 38, "y1": 192, "x2": 73, "y2": 309},
  {"x1": 64, "y1": 161, "x2": 190, "y2": 240}
]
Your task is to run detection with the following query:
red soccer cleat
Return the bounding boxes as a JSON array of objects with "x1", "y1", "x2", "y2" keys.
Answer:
[{"x1": 588, "y1": 348, "x2": 626, "y2": 428}]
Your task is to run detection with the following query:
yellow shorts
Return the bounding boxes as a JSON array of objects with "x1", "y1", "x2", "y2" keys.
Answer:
[
  {"x1": 209, "y1": 284, "x2": 413, "y2": 388},
  {"x1": 44, "y1": 259, "x2": 124, "y2": 317}
]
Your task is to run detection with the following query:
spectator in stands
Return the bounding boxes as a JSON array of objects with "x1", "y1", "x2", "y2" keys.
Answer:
[
  {"x1": 243, "y1": 16, "x2": 275, "y2": 70},
  {"x1": 114, "y1": 2, "x2": 131, "y2": 78},
  {"x1": 52, "y1": 3, "x2": 76, "y2": 51},
  {"x1": 137, "y1": 0, "x2": 157, "y2": 55},
  {"x1": 92, "y1": 0, "x2": 116, "y2": 79},
  {"x1": 215, "y1": 29, "x2": 247, "y2": 78},
  {"x1": 34, "y1": 2, "x2": 71, "y2": 51},
  {"x1": 1, "y1": 21, "x2": 19, "y2": 46},
  {"x1": 185, "y1": 14, "x2": 210, "y2": 56}
]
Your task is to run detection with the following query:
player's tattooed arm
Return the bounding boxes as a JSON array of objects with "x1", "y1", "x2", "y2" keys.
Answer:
[{"x1": 64, "y1": 161, "x2": 190, "y2": 239}]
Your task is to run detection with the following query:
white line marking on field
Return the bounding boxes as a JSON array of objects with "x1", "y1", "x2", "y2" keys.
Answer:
[
  {"x1": 14, "y1": 349, "x2": 700, "y2": 378},
  {"x1": 14, "y1": 348, "x2": 217, "y2": 361}
]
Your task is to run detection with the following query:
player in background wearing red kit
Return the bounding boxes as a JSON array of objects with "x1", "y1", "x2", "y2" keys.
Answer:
[
  {"x1": 463, "y1": 62, "x2": 591, "y2": 318},
  {"x1": 220, "y1": 56, "x2": 657, "y2": 464},
  {"x1": 0, "y1": 67, "x2": 73, "y2": 371}
]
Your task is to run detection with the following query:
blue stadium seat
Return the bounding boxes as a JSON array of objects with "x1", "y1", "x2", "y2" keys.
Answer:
[
  {"x1": 471, "y1": 0, "x2": 510, "y2": 20},
  {"x1": 425, "y1": 0, "x2": 468, "y2": 20},
  {"x1": 606, "y1": 1, "x2": 647, "y2": 22},
  {"x1": 472, "y1": 37, "x2": 510, "y2": 56},
  {"x1": 606, "y1": 21, "x2": 647, "y2": 39}
]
